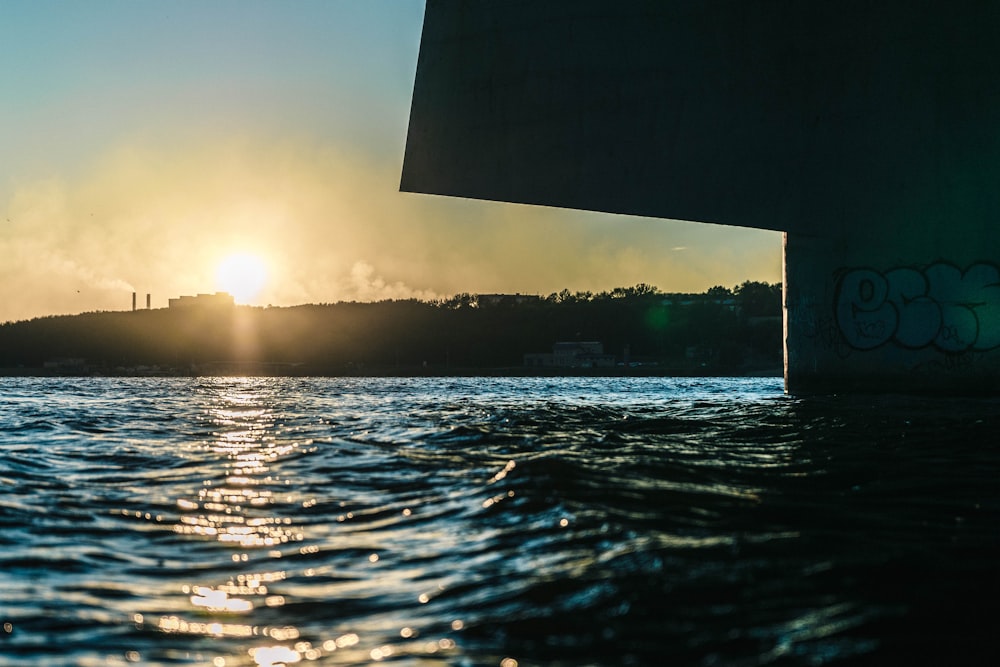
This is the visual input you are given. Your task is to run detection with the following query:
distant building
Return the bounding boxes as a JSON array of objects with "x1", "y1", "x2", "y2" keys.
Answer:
[
  {"x1": 478, "y1": 293, "x2": 541, "y2": 306},
  {"x1": 524, "y1": 341, "x2": 615, "y2": 368},
  {"x1": 661, "y1": 297, "x2": 738, "y2": 311},
  {"x1": 43, "y1": 357, "x2": 87, "y2": 373},
  {"x1": 168, "y1": 292, "x2": 235, "y2": 309}
]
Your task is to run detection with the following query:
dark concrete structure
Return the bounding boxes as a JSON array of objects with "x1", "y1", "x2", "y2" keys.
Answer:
[{"x1": 401, "y1": 0, "x2": 1000, "y2": 393}]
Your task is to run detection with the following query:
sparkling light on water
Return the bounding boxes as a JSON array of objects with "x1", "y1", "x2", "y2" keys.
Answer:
[{"x1": 3, "y1": 376, "x2": 998, "y2": 666}]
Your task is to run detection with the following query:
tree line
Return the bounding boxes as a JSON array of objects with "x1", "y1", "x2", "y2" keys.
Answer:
[{"x1": 0, "y1": 281, "x2": 782, "y2": 375}]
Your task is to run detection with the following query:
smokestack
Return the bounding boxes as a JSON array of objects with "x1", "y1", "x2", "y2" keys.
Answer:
[
  {"x1": 132, "y1": 292, "x2": 136, "y2": 312},
  {"x1": 146, "y1": 293, "x2": 151, "y2": 309}
]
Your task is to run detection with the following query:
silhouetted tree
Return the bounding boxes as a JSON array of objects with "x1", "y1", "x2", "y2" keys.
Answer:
[
  {"x1": 706, "y1": 285, "x2": 733, "y2": 298},
  {"x1": 733, "y1": 281, "x2": 782, "y2": 317}
]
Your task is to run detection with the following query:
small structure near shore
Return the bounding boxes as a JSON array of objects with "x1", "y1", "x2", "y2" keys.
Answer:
[{"x1": 524, "y1": 341, "x2": 615, "y2": 369}]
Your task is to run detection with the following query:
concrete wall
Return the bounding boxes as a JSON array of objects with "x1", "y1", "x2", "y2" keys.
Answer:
[
  {"x1": 785, "y1": 222, "x2": 1000, "y2": 394},
  {"x1": 402, "y1": 0, "x2": 1000, "y2": 392}
]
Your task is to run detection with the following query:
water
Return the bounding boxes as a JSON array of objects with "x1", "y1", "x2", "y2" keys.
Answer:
[{"x1": 1, "y1": 376, "x2": 998, "y2": 666}]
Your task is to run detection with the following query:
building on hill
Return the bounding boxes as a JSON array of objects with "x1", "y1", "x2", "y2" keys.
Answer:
[
  {"x1": 168, "y1": 292, "x2": 235, "y2": 309},
  {"x1": 478, "y1": 293, "x2": 541, "y2": 306}
]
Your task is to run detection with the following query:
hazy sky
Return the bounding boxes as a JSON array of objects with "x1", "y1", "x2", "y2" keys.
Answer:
[{"x1": 1, "y1": 0, "x2": 780, "y2": 323}]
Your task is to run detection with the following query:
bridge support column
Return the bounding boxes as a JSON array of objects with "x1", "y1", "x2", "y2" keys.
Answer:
[{"x1": 783, "y1": 223, "x2": 1000, "y2": 394}]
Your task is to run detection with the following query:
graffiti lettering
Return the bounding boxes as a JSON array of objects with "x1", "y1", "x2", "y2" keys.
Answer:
[
  {"x1": 810, "y1": 316, "x2": 853, "y2": 359},
  {"x1": 835, "y1": 263, "x2": 1000, "y2": 352},
  {"x1": 911, "y1": 350, "x2": 984, "y2": 375},
  {"x1": 791, "y1": 294, "x2": 853, "y2": 358}
]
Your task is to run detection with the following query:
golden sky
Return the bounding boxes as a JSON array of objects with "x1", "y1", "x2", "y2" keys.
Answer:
[{"x1": 0, "y1": 1, "x2": 780, "y2": 323}]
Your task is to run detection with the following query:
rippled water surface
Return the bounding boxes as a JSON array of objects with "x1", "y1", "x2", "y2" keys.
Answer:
[{"x1": 1, "y1": 376, "x2": 999, "y2": 666}]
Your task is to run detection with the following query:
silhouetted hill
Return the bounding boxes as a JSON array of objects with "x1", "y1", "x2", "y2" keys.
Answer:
[{"x1": 0, "y1": 283, "x2": 782, "y2": 376}]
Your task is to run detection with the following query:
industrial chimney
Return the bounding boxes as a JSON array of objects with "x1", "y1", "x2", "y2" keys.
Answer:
[
  {"x1": 146, "y1": 293, "x2": 151, "y2": 309},
  {"x1": 132, "y1": 292, "x2": 136, "y2": 312}
]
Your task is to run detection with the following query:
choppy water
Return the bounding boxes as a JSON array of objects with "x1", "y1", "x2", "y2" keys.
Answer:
[{"x1": 1, "y1": 376, "x2": 998, "y2": 666}]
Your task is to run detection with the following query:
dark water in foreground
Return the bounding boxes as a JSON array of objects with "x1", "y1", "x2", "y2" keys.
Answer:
[{"x1": 1, "y1": 376, "x2": 998, "y2": 666}]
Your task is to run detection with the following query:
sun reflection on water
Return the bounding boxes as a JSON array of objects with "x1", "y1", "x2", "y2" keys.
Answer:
[
  {"x1": 172, "y1": 395, "x2": 304, "y2": 549},
  {"x1": 127, "y1": 379, "x2": 464, "y2": 666},
  {"x1": 155, "y1": 381, "x2": 318, "y2": 662}
]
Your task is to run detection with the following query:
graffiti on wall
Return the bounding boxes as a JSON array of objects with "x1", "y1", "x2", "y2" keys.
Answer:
[
  {"x1": 835, "y1": 262, "x2": 1000, "y2": 352},
  {"x1": 791, "y1": 293, "x2": 853, "y2": 358}
]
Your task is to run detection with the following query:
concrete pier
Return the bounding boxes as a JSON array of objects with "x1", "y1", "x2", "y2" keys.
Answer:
[
  {"x1": 785, "y1": 224, "x2": 1000, "y2": 394},
  {"x1": 401, "y1": 0, "x2": 1000, "y2": 393}
]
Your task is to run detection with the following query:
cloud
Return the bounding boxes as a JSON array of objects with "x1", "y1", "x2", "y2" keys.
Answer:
[{"x1": 346, "y1": 260, "x2": 441, "y2": 302}]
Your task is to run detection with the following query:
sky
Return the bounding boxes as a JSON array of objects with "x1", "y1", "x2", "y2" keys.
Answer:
[{"x1": 0, "y1": 0, "x2": 781, "y2": 323}]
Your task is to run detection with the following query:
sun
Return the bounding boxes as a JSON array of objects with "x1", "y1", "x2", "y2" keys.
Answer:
[{"x1": 215, "y1": 252, "x2": 268, "y2": 303}]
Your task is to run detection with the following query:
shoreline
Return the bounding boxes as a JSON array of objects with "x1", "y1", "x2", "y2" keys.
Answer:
[{"x1": 0, "y1": 364, "x2": 784, "y2": 379}]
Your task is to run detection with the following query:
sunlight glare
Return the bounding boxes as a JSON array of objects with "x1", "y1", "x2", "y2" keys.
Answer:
[{"x1": 215, "y1": 253, "x2": 268, "y2": 303}]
